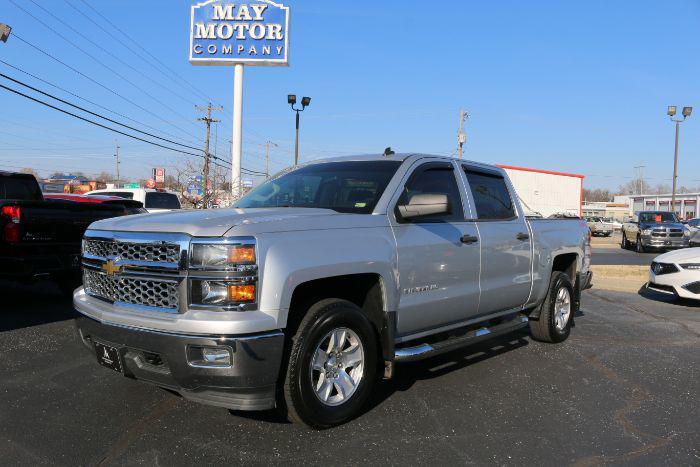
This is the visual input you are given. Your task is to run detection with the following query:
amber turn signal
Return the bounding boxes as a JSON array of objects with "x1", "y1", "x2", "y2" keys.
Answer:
[
  {"x1": 227, "y1": 284, "x2": 255, "y2": 302},
  {"x1": 227, "y1": 245, "x2": 255, "y2": 264}
]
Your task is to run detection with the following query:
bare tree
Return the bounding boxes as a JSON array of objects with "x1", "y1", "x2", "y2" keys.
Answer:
[
  {"x1": 170, "y1": 160, "x2": 229, "y2": 208},
  {"x1": 19, "y1": 167, "x2": 39, "y2": 179}
]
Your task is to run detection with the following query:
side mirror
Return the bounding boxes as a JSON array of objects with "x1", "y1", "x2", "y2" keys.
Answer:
[{"x1": 397, "y1": 193, "x2": 449, "y2": 219}]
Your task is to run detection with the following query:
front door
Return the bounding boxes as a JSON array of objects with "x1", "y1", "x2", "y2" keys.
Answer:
[
  {"x1": 392, "y1": 161, "x2": 481, "y2": 337},
  {"x1": 462, "y1": 165, "x2": 532, "y2": 315}
]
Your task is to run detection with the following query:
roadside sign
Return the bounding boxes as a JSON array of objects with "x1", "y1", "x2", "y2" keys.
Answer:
[
  {"x1": 189, "y1": 1, "x2": 290, "y2": 66},
  {"x1": 153, "y1": 167, "x2": 165, "y2": 184},
  {"x1": 146, "y1": 179, "x2": 156, "y2": 189},
  {"x1": 123, "y1": 183, "x2": 140, "y2": 188}
]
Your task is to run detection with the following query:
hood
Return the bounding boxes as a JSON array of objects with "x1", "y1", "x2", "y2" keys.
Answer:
[
  {"x1": 88, "y1": 207, "x2": 346, "y2": 237},
  {"x1": 653, "y1": 247, "x2": 700, "y2": 264}
]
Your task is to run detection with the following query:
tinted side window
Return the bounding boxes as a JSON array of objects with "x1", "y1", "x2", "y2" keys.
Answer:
[
  {"x1": 464, "y1": 168, "x2": 516, "y2": 220},
  {"x1": 396, "y1": 165, "x2": 463, "y2": 222},
  {"x1": 145, "y1": 192, "x2": 181, "y2": 209}
]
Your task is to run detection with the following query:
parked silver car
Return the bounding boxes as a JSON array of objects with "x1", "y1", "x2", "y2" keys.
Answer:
[{"x1": 621, "y1": 211, "x2": 690, "y2": 253}]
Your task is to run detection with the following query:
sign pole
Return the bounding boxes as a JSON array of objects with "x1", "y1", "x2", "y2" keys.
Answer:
[{"x1": 231, "y1": 63, "x2": 244, "y2": 198}]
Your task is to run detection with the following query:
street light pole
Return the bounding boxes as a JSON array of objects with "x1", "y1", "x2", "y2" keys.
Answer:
[
  {"x1": 667, "y1": 105, "x2": 693, "y2": 216},
  {"x1": 288, "y1": 95, "x2": 311, "y2": 166},
  {"x1": 671, "y1": 119, "x2": 680, "y2": 212}
]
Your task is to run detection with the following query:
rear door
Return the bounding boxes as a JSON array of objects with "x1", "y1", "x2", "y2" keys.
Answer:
[
  {"x1": 391, "y1": 160, "x2": 481, "y2": 337},
  {"x1": 462, "y1": 165, "x2": 532, "y2": 314}
]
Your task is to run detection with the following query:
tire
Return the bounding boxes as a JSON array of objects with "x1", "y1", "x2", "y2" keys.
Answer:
[
  {"x1": 636, "y1": 235, "x2": 646, "y2": 253},
  {"x1": 282, "y1": 298, "x2": 378, "y2": 429},
  {"x1": 621, "y1": 232, "x2": 630, "y2": 249},
  {"x1": 529, "y1": 271, "x2": 574, "y2": 343}
]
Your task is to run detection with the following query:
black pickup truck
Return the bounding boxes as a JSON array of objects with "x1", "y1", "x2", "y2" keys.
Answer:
[{"x1": 0, "y1": 171, "x2": 133, "y2": 294}]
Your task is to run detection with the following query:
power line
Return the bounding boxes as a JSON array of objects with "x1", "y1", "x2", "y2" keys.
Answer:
[
  {"x1": 8, "y1": 31, "x2": 201, "y2": 144},
  {"x1": 0, "y1": 82, "x2": 231, "y2": 171},
  {"x1": 8, "y1": 0, "x2": 202, "y2": 140},
  {"x1": 26, "y1": 0, "x2": 202, "y2": 110},
  {"x1": 69, "y1": 0, "x2": 215, "y2": 105},
  {"x1": 0, "y1": 59, "x2": 196, "y2": 145},
  {"x1": 0, "y1": 72, "x2": 203, "y2": 152}
]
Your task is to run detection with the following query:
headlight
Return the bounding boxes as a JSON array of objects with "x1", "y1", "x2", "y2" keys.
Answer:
[
  {"x1": 641, "y1": 229, "x2": 652, "y2": 235},
  {"x1": 684, "y1": 229, "x2": 691, "y2": 237},
  {"x1": 190, "y1": 243, "x2": 255, "y2": 270},
  {"x1": 680, "y1": 263, "x2": 700, "y2": 270}
]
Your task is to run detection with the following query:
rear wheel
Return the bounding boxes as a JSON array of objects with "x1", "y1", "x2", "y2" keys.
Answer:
[
  {"x1": 529, "y1": 271, "x2": 574, "y2": 343},
  {"x1": 282, "y1": 298, "x2": 378, "y2": 429}
]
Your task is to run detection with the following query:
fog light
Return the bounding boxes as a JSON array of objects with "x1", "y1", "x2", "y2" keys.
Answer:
[
  {"x1": 228, "y1": 284, "x2": 255, "y2": 302},
  {"x1": 187, "y1": 345, "x2": 232, "y2": 367}
]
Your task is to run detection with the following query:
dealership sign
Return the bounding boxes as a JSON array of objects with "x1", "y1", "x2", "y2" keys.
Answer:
[{"x1": 189, "y1": 0, "x2": 289, "y2": 66}]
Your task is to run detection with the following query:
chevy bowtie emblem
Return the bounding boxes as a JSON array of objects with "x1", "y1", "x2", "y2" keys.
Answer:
[{"x1": 102, "y1": 260, "x2": 121, "y2": 276}]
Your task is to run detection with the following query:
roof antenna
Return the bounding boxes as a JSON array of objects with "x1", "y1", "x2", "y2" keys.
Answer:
[{"x1": 383, "y1": 147, "x2": 395, "y2": 157}]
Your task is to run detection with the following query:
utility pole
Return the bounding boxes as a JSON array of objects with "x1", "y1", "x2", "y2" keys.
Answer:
[
  {"x1": 633, "y1": 165, "x2": 645, "y2": 194},
  {"x1": 263, "y1": 141, "x2": 278, "y2": 178},
  {"x1": 197, "y1": 102, "x2": 222, "y2": 209},
  {"x1": 457, "y1": 109, "x2": 468, "y2": 159},
  {"x1": 114, "y1": 140, "x2": 120, "y2": 187}
]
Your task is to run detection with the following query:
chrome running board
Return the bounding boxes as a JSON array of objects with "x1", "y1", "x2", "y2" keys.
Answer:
[{"x1": 394, "y1": 315, "x2": 529, "y2": 362}]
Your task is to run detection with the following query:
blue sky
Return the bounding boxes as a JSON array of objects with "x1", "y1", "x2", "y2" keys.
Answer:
[{"x1": 1, "y1": 0, "x2": 698, "y2": 190}]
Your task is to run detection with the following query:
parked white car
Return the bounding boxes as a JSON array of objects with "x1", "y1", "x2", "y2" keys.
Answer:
[
  {"x1": 604, "y1": 218, "x2": 623, "y2": 231},
  {"x1": 647, "y1": 248, "x2": 700, "y2": 299},
  {"x1": 85, "y1": 188, "x2": 181, "y2": 213}
]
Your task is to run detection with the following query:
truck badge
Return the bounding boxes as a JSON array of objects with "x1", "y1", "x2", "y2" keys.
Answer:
[{"x1": 102, "y1": 260, "x2": 121, "y2": 277}]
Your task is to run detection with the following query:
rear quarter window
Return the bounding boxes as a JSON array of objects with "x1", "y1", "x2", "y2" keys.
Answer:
[
  {"x1": 1, "y1": 177, "x2": 42, "y2": 200},
  {"x1": 145, "y1": 192, "x2": 181, "y2": 209}
]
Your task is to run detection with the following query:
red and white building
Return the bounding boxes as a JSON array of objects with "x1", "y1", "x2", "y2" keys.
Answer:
[{"x1": 497, "y1": 165, "x2": 584, "y2": 218}]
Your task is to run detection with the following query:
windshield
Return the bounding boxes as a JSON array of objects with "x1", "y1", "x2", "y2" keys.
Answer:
[
  {"x1": 145, "y1": 192, "x2": 181, "y2": 209},
  {"x1": 235, "y1": 161, "x2": 403, "y2": 214},
  {"x1": 639, "y1": 212, "x2": 678, "y2": 223}
]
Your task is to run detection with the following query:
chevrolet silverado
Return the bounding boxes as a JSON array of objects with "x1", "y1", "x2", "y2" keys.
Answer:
[{"x1": 74, "y1": 154, "x2": 592, "y2": 428}]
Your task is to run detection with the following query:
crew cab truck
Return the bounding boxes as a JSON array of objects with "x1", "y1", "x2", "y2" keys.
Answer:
[
  {"x1": 73, "y1": 154, "x2": 592, "y2": 428},
  {"x1": 0, "y1": 171, "x2": 132, "y2": 294},
  {"x1": 621, "y1": 211, "x2": 689, "y2": 253}
]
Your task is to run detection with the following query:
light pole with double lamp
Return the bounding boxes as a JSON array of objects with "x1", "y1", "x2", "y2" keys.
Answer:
[
  {"x1": 288, "y1": 94, "x2": 311, "y2": 166},
  {"x1": 667, "y1": 105, "x2": 693, "y2": 215}
]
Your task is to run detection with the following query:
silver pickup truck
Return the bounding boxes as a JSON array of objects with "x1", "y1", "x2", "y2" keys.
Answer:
[{"x1": 74, "y1": 154, "x2": 592, "y2": 428}]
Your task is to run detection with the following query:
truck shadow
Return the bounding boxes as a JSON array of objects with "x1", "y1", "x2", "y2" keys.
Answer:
[
  {"x1": 0, "y1": 280, "x2": 78, "y2": 332},
  {"x1": 364, "y1": 329, "x2": 531, "y2": 415}
]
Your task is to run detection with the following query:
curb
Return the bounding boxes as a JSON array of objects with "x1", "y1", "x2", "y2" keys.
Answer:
[{"x1": 589, "y1": 265, "x2": 648, "y2": 293}]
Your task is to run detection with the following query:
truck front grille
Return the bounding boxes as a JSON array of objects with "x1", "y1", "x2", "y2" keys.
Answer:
[
  {"x1": 83, "y1": 269, "x2": 179, "y2": 310},
  {"x1": 83, "y1": 239, "x2": 180, "y2": 263}
]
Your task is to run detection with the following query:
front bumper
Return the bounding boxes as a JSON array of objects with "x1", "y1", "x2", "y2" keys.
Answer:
[
  {"x1": 641, "y1": 235, "x2": 688, "y2": 249},
  {"x1": 647, "y1": 268, "x2": 700, "y2": 300},
  {"x1": 75, "y1": 315, "x2": 285, "y2": 411}
]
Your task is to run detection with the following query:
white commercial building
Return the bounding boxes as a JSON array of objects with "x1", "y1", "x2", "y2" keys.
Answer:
[
  {"x1": 498, "y1": 165, "x2": 584, "y2": 218},
  {"x1": 615, "y1": 193, "x2": 700, "y2": 220}
]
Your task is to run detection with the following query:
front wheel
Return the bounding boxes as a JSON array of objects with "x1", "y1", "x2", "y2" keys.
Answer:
[
  {"x1": 621, "y1": 232, "x2": 630, "y2": 249},
  {"x1": 636, "y1": 235, "x2": 646, "y2": 253},
  {"x1": 529, "y1": 271, "x2": 574, "y2": 343},
  {"x1": 282, "y1": 298, "x2": 378, "y2": 429}
]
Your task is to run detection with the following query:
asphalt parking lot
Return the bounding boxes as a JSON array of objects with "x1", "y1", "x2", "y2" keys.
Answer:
[{"x1": 1, "y1": 280, "x2": 699, "y2": 466}]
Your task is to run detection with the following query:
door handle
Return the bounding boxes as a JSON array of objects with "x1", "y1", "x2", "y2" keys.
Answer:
[
  {"x1": 460, "y1": 234, "x2": 479, "y2": 244},
  {"x1": 516, "y1": 232, "x2": 530, "y2": 241}
]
